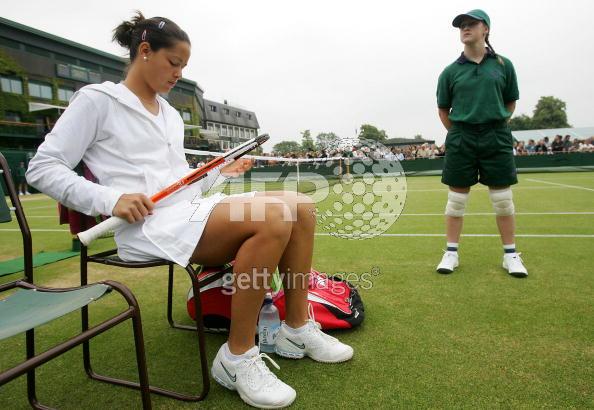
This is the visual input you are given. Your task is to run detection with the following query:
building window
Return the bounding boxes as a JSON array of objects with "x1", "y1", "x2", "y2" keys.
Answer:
[
  {"x1": 182, "y1": 110, "x2": 191, "y2": 122},
  {"x1": 248, "y1": 114, "x2": 252, "y2": 120},
  {"x1": 207, "y1": 123, "x2": 214, "y2": 131},
  {"x1": 1, "y1": 76, "x2": 23, "y2": 94},
  {"x1": 209, "y1": 105, "x2": 217, "y2": 112},
  {"x1": 215, "y1": 124, "x2": 221, "y2": 135},
  {"x1": 235, "y1": 111, "x2": 241, "y2": 118},
  {"x1": 102, "y1": 66, "x2": 122, "y2": 77},
  {"x1": 70, "y1": 66, "x2": 89, "y2": 81},
  {"x1": 241, "y1": 128, "x2": 245, "y2": 138},
  {"x1": 29, "y1": 81, "x2": 53, "y2": 99},
  {"x1": 221, "y1": 125, "x2": 227, "y2": 136},
  {"x1": 234, "y1": 127, "x2": 239, "y2": 137},
  {"x1": 224, "y1": 108, "x2": 230, "y2": 115},
  {"x1": 4, "y1": 111, "x2": 21, "y2": 122},
  {"x1": 58, "y1": 87, "x2": 74, "y2": 102},
  {"x1": 88, "y1": 72, "x2": 101, "y2": 83}
]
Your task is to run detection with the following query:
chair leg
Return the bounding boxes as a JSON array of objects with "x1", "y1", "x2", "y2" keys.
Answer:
[
  {"x1": 167, "y1": 263, "x2": 199, "y2": 331},
  {"x1": 20, "y1": 283, "x2": 152, "y2": 409},
  {"x1": 120, "y1": 282, "x2": 152, "y2": 410},
  {"x1": 26, "y1": 328, "x2": 52, "y2": 410},
  {"x1": 82, "y1": 263, "x2": 210, "y2": 402},
  {"x1": 188, "y1": 265, "x2": 211, "y2": 400}
]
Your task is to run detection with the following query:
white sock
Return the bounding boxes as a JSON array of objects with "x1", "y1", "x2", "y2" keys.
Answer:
[
  {"x1": 446, "y1": 242, "x2": 459, "y2": 252},
  {"x1": 224, "y1": 343, "x2": 258, "y2": 362},
  {"x1": 283, "y1": 322, "x2": 309, "y2": 335}
]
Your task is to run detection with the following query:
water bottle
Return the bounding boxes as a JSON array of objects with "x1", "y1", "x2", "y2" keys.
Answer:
[{"x1": 258, "y1": 293, "x2": 280, "y2": 353}]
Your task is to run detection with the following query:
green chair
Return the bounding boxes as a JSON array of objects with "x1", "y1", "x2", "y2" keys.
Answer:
[{"x1": 0, "y1": 153, "x2": 152, "y2": 409}]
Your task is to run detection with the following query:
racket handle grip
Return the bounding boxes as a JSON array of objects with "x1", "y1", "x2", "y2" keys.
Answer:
[{"x1": 78, "y1": 216, "x2": 126, "y2": 246}]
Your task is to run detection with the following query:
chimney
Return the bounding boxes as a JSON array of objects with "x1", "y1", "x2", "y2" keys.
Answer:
[{"x1": 224, "y1": 100, "x2": 228, "y2": 105}]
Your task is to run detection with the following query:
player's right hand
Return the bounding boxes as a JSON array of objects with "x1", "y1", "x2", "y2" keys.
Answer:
[{"x1": 113, "y1": 193, "x2": 154, "y2": 223}]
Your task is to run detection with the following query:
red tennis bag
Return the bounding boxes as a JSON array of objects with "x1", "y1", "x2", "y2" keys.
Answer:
[{"x1": 187, "y1": 263, "x2": 365, "y2": 332}]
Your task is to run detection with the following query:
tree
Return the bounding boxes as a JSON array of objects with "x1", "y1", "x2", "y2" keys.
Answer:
[
  {"x1": 358, "y1": 124, "x2": 387, "y2": 142},
  {"x1": 315, "y1": 132, "x2": 339, "y2": 151},
  {"x1": 508, "y1": 96, "x2": 571, "y2": 131},
  {"x1": 531, "y1": 96, "x2": 570, "y2": 129},
  {"x1": 273, "y1": 140, "x2": 301, "y2": 156},
  {"x1": 301, "y1": 130, "x2": 315, "y2": 152},
  {"x1": 509, "y1": 114, "x2": 533, "y2": 131}
]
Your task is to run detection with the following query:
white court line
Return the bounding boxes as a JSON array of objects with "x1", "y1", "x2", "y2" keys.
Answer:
[
  {"x1": 382, "y1": 186, "x2": 571, "y2": 192},
  {"x1": 315, "y1": 233, "x2": 594, "y2": 238},
  {"x1": 526, "y1": 178, "x2": 594, "y2": 192},
  {"x1": 12, "y1": 195, "x2": 51, "y2": 202},
  {"x1": 2, "y1": 229, "x2": 592, "y2": 238},
  {"x1": 326, "y1": 212, "x2": 594, "y2": 217},
  {"x1": 0, "y1": 229, "x2": 69, "y2": 232}
]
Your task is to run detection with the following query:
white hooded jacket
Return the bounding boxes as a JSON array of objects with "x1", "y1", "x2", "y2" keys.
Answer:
[{"x1": 27, "y1": 81, "x2": 227, "y2": 265}]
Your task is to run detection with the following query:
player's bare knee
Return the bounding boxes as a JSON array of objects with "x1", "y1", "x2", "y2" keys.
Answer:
[
  {"x1": 262, "y1": 201, "x2": 292, "y2": 241},
  {"x1": 445, "y1": 191, "x2": 469, "y2": 217},
  {"x1": 489, "y1": 188, "x2": 515, "y2": 216},
  {"x1": 296, "y1": 194, "x2": 316, "y2": 230}
]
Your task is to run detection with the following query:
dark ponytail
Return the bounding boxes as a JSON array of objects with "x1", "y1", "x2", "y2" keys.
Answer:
[
  {"x1": 112, "y1": 11, "x2": 190, "y2": 61},
  {"x1": 485, "y1": 33, "x2": 504, "y2": 65}
]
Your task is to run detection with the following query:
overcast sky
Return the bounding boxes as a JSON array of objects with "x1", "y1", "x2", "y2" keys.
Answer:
[{"x1": 4, "y1": 0, "x2": 594, "y2": 148}]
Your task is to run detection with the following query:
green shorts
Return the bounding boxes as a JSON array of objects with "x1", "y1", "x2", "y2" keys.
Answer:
[{"x1": 441, "y1": 121, "x2": 518, "y2": 187}]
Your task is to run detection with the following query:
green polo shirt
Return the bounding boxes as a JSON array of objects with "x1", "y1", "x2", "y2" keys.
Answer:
[{"x1": 436, "y1": 50, "x2": 519, "y2": 124}]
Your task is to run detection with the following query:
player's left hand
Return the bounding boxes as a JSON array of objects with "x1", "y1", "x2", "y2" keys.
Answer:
[{"x1": 221, "y1": 158, "x2": 253, "y2": 177}]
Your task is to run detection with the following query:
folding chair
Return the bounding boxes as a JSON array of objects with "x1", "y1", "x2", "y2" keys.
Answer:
[
  {"x1": 0, "y1": 153, "x2": 151, "y2": 409},
  {"x1": 80, "y1": 221, "x2": 226, "y2": 401}
]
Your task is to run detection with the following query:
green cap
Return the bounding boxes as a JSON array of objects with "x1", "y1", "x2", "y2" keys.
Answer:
[{"x1": 452, "y1": 9, "x2": 490, "y2": 28}]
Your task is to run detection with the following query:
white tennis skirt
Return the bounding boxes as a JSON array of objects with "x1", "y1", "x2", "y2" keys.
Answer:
[{"x1": 116, "y1": 188, "x2": 257, "y2": 266}]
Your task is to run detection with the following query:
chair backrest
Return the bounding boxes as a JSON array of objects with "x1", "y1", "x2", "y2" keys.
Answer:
[{"x1": 0, "y1": 152, "x2": 33, "y2": 283}]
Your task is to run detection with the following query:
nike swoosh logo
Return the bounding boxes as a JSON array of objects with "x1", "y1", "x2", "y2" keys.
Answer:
[
  {"x1": 221, "y1": 362, "x2": 236, "y2": 382},
  {"x1": 286, "y1": 338, "x2": 305, "y2": 350}
]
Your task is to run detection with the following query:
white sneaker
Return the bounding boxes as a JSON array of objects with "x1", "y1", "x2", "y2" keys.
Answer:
[
  {"x1": 436, "y1": 251, "x2": 459, "y2": 274},
  {"x1": 25, "y1": 191, "x2": 31, "y2": 195},
  {"x1": 275, "y1": 305, "x2": 354, "y2": 363},
  {"x1": 503, "y1": 253, "x2": 528, "y2": 278},
  {"x1": 211, "y1": 344, "x2": 296, "y2": 409}
]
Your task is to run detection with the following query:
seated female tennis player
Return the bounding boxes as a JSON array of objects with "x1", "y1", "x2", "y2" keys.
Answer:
[{"x1": 26, "y1": 12, "x2": 352, "y2": 409}]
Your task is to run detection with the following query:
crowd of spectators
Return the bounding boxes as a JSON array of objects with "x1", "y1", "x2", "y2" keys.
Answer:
[
  {"x1": 514, "y1": 135, "x2": 594, "y2": 156},
  {"x1": 187, "y1": 135, "x2": 594, "y2": 168},
  {"x1": 271, "y1": 143, "x2": 446, "y2": 161}
]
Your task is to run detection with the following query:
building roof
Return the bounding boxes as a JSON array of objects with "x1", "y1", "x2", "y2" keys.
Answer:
[
  {"x1": 0, "y1": 16, "x2": 202, "y2": 93},
  {"x1": 512, "y1": 127, "x2": 594, "y2": 142},
  {"x1": 203, "y1": 99, "x2": 259, "y2": 129},
  {"x1": 384, "y1": 137, "x2": 435, "y2": 146},
  {"x1": 0, "y1": 16, "x2": 125, "y2": 64}
]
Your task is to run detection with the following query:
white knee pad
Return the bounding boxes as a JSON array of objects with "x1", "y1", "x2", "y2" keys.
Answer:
[
  {"x1": 445, "y1": 191, "x2": 469, "y2": 217},
  {"x1": 489, "y1": 188, "x2": 515, "y2": 216}
]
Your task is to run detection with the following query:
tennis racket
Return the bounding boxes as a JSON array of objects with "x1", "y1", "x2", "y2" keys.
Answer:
[{"x1": 78, "y1": 134, "x2": 269, "y2": 245}]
